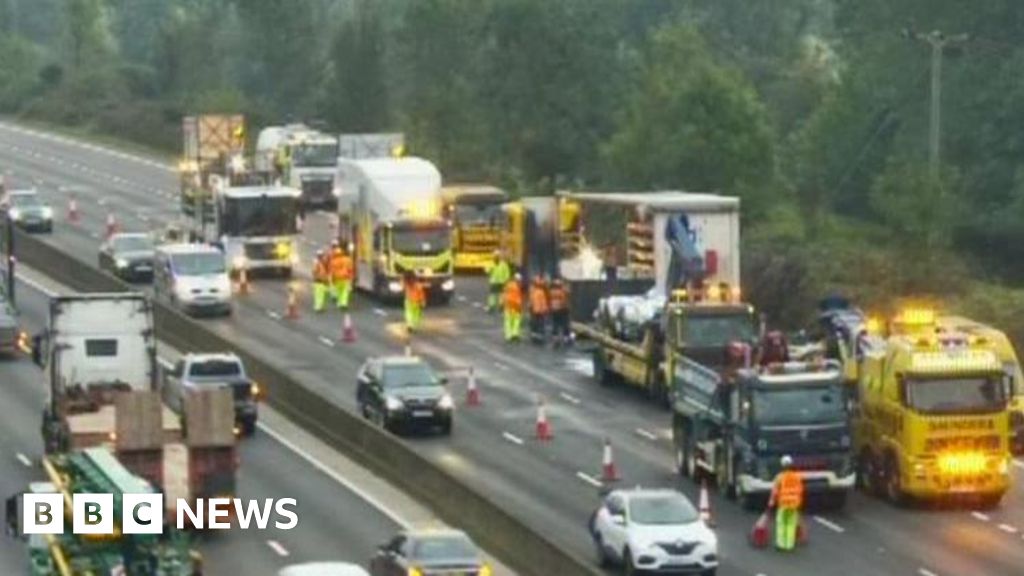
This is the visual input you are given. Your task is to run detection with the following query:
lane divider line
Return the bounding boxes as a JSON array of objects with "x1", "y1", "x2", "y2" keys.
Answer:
[
  {"x1": 575, "y1": 471, "x2": 603, "y2": 488},
  {"x1": 997, "y1": 523, "x2": 1018, "y2": 534},
  {"x1": 971, "y1": 511, "x2": 990, "y2": 522},
  {"x1": 16, "y1": 453, "x2": 32, "y2": 467},
  {"x1": 635, "y1": 428, "x2": 657, "y2": 441},
  {"x1": 373, "y1": 308, "x2": 388, "y2": 317},
  {"x1": 559, "y1": 392, "x2": 581, "y2": 406},
  {"x1": 494, "y1": 362, "x2": 510, "y2": 371},
  {"x1": 266, "y1": 310, "x2": 282, "y2": 321},
  {"x1": 502, "y1": 432, "x2": 524, "y2": 446},
  {"x1": 266, "y1": 540, "x2": 289, "y2": 557},
  {"x1": 318, "y1": 336, "x2": 336, "y2": 348},
  {"x1": 812, "y1": 515, "x2": 845, "y2": 534},
  {"x1": 918, "y1": 569, "x2": 939, "y2": 576}
]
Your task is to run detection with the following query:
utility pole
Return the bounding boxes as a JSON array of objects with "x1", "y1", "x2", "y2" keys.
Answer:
[{"x1": 909, "y1": 29, "x2": 969, "y2": 180}]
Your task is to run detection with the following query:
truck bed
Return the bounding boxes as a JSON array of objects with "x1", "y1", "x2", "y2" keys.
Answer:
[
  {"x1": 67, "y1": 405, "x2": 182, "y2": 450},
  {"x1": 164, "y1": 443, "x2": 191, "y2": 516},
  {"x1": 572, "y1": 322, "x2": 648, "y2": 359}
]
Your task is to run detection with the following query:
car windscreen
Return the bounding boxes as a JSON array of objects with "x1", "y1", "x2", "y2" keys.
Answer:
[
  {"x1": 411, "y1": 535, "x2": 477, "y2": 562},
  {"x1": 10, "y1": 194, "x2": 41, "y2": 207},
  {"x1": 189, "y1": 360, "x2": 242, "y2": 378},
  {"x1": 391, "y1": 225, "x2": 450, "y2": 255},
  {"x1": 628, "y1": 495, "x2": 698, "y2": 525},
  {"x1": 382, "y1": 363, "x2": 439, "y2": 389},
  {"x1": 112, "y1": 236, "x2": 154, "y2": 253},
  {"x1": 292, "y1": 143, "x2": 337, "y2": 168},
  {"x1": 905, "y1": 376, "x2": 1006, "y2": 415},
  {"x1": 682, "y1": 312, "x2": 754, "y2": 348},
  {"x1": 171, "y1": 252, "x2": 226, "y2": 275},
  {"x1": 752, "y1": 385, "x2": 846, "y2": 425}
]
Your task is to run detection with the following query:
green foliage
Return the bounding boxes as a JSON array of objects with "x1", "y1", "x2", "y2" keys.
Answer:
[
  {"x1": 325, "y1": 0, "x2": 390, "y2": 131},
  {"x1": 0, "y1": 35, "x2": 39, "y2": 111},
  {"x1": 604, "y1": 25, "x2": 776, "y2": 212}
]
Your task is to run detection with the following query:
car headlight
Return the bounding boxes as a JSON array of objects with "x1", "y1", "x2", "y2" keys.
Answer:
[
  {"x1": 478, "y1": 564, "x2": 492, "y2": 576},
  {"x1": 388, "y1": 281, "x2": 403, "y2": 293},
  {"x1": 441, "y1": 279, "x2": 455, "y2": 291},
  {"x1": 385, "y1": 396, "x2": 403, "y2": 411},
  {"x1": 8, "y1": 208, "x2": 21, "y2": 220},
  {"x1": 175, "y1": 286, "x2": 195, "y2": 302},
  {"x1": 41, "y1": 206, "x2": 53, "y2": 219},
  {"x1": 438, "y1": 393, "x2": 454, "y2": 410}
]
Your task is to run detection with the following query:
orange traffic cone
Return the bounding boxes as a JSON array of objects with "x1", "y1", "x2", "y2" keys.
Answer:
[
  {"x1": 797, "y1": 518, "x2": 808, "y2": 545},
  {"x1": 285, "y1": 285, "x2": 299, "y2": 320},
  {"x1": 750, "y1": 512, "x2": 770, "y2": 549},
  {"x1": 237, "y1": 266, "x2": 250, "y2": 296},
  {"x1": 342, "y1": 312, "x2": 357, "y2": 342},
  {"x1": 535, "y1": 400, "x2": 553, "y2": 442},
  {"x1": 67, "y1": 196, "x2": 79, "y2": 223},
  {"x1": 698, "y1": 480, "x2": 715, "y2": 527},
  {"x1": 465, "y1": 367, "x2": 481, "y2": 406},
  {"x1": 105, "y1": 212, "x2": 118, "y2": 238},
  {"x1": 601, "y1": 438, "x2": 619, "y2": 482}
]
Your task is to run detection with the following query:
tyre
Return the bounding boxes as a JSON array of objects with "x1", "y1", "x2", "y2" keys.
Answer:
[
  {"x1": 884, "y1": 452, "x2": 906, "y2": 506},
  {"x1": 623, "y1": 549, "x2": 637, "y2": 576},
  {"x1": 593, "y1": 533, "x2": 611, "y2": 568},
  {"x1": 241, "y1": 419, "x2": 257, "y2": 438},
  {"x1": 701, "y1": 570, "x2": 717, "y2": 576},
  {"x1": 594, "y1": 349, "x2": 612, "y2": 387},
  {"x1": 858, "y1": 450, "x2": 881, "y2": 497},
  {"x1": 440, "y1": 420, "x2": 453, "y2": 436}
]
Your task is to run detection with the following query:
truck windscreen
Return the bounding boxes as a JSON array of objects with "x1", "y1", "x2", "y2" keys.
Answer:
[
  {"x1": 454, "y1": 203, "x2": 502, "y2": 226},
  {"x1": 905, "y1": 376, "x2": 1006, "y2": 415},
  {"x1": 683, "y1": 312, "x2": 754, "y2": 348},
  {"x1": 222, "y1": 196, "x2": 298, "y2": 237},
  {"x1": 392, "y1": 226, "x2": 451, "y2": 255},
  {"x1": 753, "y1": 385, "x2": 846, "y2": 425},
  {"x1": 292, "y1": 143, "x2": 337, "y2": 168}
]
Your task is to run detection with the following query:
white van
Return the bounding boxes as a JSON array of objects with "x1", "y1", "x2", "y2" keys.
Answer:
[{"x1": 154, "y1": 243, "x2": 232, "y2": 316}]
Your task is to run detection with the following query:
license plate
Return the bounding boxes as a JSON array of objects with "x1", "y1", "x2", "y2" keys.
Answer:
[
  {"x1": 412, "y1": 410, "x2": 433, "y2": 418},
  {"x1": 136, "y1": 265, "x2": 152, "y2": 271},
  {"x1": 949, "y1": 485, "x2": 977, "y2": 493}
]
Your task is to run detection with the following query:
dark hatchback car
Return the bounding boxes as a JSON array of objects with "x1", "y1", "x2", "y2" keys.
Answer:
[
  {"x1": 370, "y1": 529, "x2": 491, "y2": 576},
  {"x1": 1, "y1": 189, "x2": 53, "y2": 233},
  {"x1": 98, "y1": 232, "x2": 156, "y2": 282},
  {"x1": 356, "y1": 356, "x2": 454, "y2": 435}
]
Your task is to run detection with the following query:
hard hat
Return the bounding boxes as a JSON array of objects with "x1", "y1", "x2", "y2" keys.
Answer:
[
  {"x1": 493, "y1": 249, "x2": 502, "y2": 257},
  {"x1": 514, "y1": 273, "x2": 522, "y2": 281},
  {"x1": 780, "y1": 455, "x2": 793, "y2": 469},
  {"x1": 331, "y1": 239, "x2": 340, "y2": 247},
  {"x1": 316, "y1": 249, "x2": 324, "y2": 256}
]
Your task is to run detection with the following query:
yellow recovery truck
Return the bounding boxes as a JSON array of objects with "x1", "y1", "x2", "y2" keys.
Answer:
[
  {"x1": 441, "y1": 185, "x2": 508, "y2": 272},
  {"x1": 854, "y1": 308, "x2": 1013, "y2": 507}
]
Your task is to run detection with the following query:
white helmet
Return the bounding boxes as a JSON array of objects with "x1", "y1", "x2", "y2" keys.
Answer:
[{"x1": 780, "y1": 455, "x2": 793, "y2": 468}]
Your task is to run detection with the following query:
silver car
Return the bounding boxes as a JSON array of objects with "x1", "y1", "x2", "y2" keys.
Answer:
[{"x1": 1, "y1": 189, "x2": 53, "y2": 233}]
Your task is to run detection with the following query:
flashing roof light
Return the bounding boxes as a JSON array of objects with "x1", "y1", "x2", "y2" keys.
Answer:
[
  {"x1": 896, "y1": 308, "x2": 936, "y2": 326},
  {"x1": 402, "y1": 198, "x2": 440, "y2": 220},
  {"x1": 865, "y1": 317, "x2": 882, "y2": 334},
  {"x1": 910, "y1": 350, "x2": 1000, "y2": 373}
]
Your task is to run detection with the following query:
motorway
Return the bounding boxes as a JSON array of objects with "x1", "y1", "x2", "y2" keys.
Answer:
[
  {"x1": 1, "y1": 121, "x2": 1024, "y2": 575},
  {"x1": 0, "y1": 274, "x2": 405, "y2": 574}
]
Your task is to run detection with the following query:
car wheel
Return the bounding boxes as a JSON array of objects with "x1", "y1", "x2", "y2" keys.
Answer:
[
  {"x1": 623, "y1": 548, "x2": 637, "y2": 576},
  {"x1": 440, "y1": 420, "x2": 452, "y2": 436},
  {"x1": 593, "y1": 533, "x2": 611, "y2": 568},
  {"x1": 884, "y1": 452, "x2": 906, "y2": 506}
]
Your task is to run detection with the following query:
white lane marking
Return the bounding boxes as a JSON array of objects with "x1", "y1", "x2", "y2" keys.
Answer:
[
  {"x1": 971, "y1": 511, "x2": 990, "y2": 522},
  {"x1": 16, "y1": 453, "x2": 32, "y2": 467},
  {"x1": 635, "y1": 428, "x2": 658, "y2": 441},
  {"x1": 494, "y1": 362, "x2": 509, "y2": 371},
  {"x1": 266, "y1": 310, "x2": 282, "y2": 321},
  {"x1": 266, "y1": 540, "x2": 289, "y2": 557},
  {"x1": 998, "y1": 523, "x2": 1018, "y2": 534},
  {"x1": 559, "y1": 392, "x2": 581, "y2": 405},
  {"x1": 576, "y1": 471, "x2": 603, "y2": 488},
  {"x1": 502, "y1": 432, "x2": 524, "y2": 446},
  {"x1": 257, "y1": 422, "x2": 410, "y2": 528},
  {"x1": 1013, "y1": 459, "x2": 1023, "y2": 470},
  {"x1": 89, "y1": 232, "x2": 99, "y2": 239},
  {"x1": 373, "y1": 308, "x2": 388, "y2": 317},
  {"x1": 456, "y1": 295, "x2": 467, "y2": 302},
  {"x1": 919, "y1": 569, "x2": 939, "y2": 576},
  {"x1": 318, "y1": 336, "x2": 336, "y2": 348},
  {"x1": 812, "y1": 515, "x2": 845, "y2": 534},
  {"x1": 472, "y1": 302, "x2": 484, "y2": 309}
]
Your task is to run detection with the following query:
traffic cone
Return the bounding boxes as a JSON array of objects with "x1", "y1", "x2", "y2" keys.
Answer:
[
  {"x1": 797, "y1": 518, "x2": 807, "y2": 545},
  {"x1": 465, "y1": 367, "x2": 480, "y2": 406},
  {"x1": 535, "y1": 400, "x2": 553, "y2": 442},
  {"x1": 237, "y1": 266, "x2": 250, "y2": 296},
  {"x1": 749, "y1": 512, "x2": 770, "y2": 549},
  {"x1": 285, "y1": 285, "x2": 299, "y2": 320},
  {"x1": 601, "y1": 438, "x2": 619, "y2": 482},
  {"x1": 698, "y1": 480, "x2": 715, "y2": 527},
  {"x1": 342, "y1": 312, "x2": 357, "y2": 342},
  {"x1": 105, "y1": 212, "x2": 118, "y2": 238},
  {"x1": 67, "y1": 196, "x2": 79, "y2": 223}
]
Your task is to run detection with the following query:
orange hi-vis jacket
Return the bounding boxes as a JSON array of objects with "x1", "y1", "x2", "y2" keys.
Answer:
[
  {"x1": 529, "y1": 283, "x2": 549, "y2": 314},
  {"x1": 405, "y1": 280, "x2": 426, "y2": 306},
  {"x1": 503, "y1": 281, "x2": 523, "y2": 313},
  {"x1": 313, "y1": 257, "x2": 330, "y2": 283},
  {"x1": 330, "y1": 250, "x2": 353, "y2": 282},
  {"x1": 772, "y1": 470, "x2": 805, "y2": 509},
  {"x1": 548, "y1": 285, "x2": 568, "y2": 311}
]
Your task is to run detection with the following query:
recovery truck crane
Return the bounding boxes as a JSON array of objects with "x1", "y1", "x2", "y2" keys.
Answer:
[
  {"x1": 672, "y1": 360, "x2": 855, "y2": 509},
  {"x1": 6, "y1": 447, "x2": 201, "y2": 575}
]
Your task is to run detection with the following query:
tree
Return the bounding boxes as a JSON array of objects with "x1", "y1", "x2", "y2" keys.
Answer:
[
  {"x1": 63, "y1": 0, "x2": 113, "y2": 70},
  {"x1": 604, "y1": 25, "x2": 775, "y2": 211},
  {"x1": 324, "y1": 0, "x2": 390, "y2": 131},
  {"x1": 0, "y1": 35, "x2": 39, "y2": 111}
]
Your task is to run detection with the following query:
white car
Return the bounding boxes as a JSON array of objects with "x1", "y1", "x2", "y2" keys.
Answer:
[{"x1": 590, "y1": 488, "x2": 718, "y2": 576}]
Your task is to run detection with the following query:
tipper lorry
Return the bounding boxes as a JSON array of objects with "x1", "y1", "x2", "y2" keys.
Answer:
[
  {"x1": 673, "y1": 360, "x2": 855, "y2": 509},
  {"x1": 442, "y1": 185, "x2": 508, "y2": 272}
]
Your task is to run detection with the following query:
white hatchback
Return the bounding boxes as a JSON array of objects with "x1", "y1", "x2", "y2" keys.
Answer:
[{"x1": 590, "y1": 488, "x2": 718, "y2": 575}]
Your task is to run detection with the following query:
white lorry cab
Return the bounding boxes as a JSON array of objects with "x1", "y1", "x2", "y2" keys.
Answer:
[
  {"x1": 336, "y1": 156, "x2": 454, "y2": 303},
  {"x1": 256, "y1": 124, "x2": 339, "y2": 209},
  {"x1": 210, "y1": 183, "x2": 302, "y2": 277}
]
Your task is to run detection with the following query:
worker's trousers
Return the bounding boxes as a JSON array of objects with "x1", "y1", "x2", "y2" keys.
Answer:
[
  {"x1": 405, "y1": 300, "x2": 422, "y2": 330},
  {"x1": 775, "y1": 507, "x2": 799, "y2": 550},
  {"x1": 530, "y1": 312, "x2": 548, "y2": 343},
  {"x1": 551, "y1": 309, "x2": 570, "y2": 344},
  {"x1": 504, "y1": 310, "x2": 521, "y2": 341},
  {"x1": 487, "y1": 283, "x2": 503, "y2": 312},
  {"x1": 334, "y1": 279, "x2": 352, "y2": 309},
  {"x1": 313, "y1": 282, "x2": 328, "y2": 312}
]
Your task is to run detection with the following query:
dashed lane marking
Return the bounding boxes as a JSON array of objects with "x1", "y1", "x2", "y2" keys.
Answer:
[
  {"x1": 502, "y1": 432, "x2": 524, "y2": 446},
  {"x1": 919, "y1": 569, "x2": 938, "y2": 576},
  {"x1": 456, "y1": 295, "x2": 467, "y2": 302},
  {"x1": 635, "y1": 428, "x2": 658, "y2": 441},
  {"x1": 998, "y1": 523, "x2": 1018, "y2": 534},
  {"x1": 16, "y1": 453, "x2": 31, "y2": 467},
  {"x1": 559, "y1": 392, "x2": 581, "y2": 405},
  {"x1": 971, "y1": 511, "x2": 990, "y2": 522},
  {"x1": 318, "y1": 336, "x2": 336, "y2": 348},
  {"x1": 812, "y1": 515, "x2": 845, "y2": 534},
  {"x1": 266, "y1": 310, "x2": 282, "y2": 320},
  {"x1": 494, "y1": 362, "x2": 510, "y2": 371},
  {"x1": 373, "y1": 308, "x2": 388, "y2": 317},
  {"x1": 576, "y1": 471, "x2": 603, "y2": 488},
  {"x1": 266, "y1": 540, "x2": 289, "y2": 557}
]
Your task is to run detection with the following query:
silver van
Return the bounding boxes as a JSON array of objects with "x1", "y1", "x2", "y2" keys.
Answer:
[{"x1": 153, "y1": 243, "x2": 232, "y2": 316}]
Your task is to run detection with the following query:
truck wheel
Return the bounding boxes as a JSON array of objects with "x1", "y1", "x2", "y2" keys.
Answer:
[
  {"x1": 593, "y1": 349, "x2": 612, "y2": 386},
  {"x1": 674, "y1": 424, "x2": 691, "y2": 477},
  {"x1": 649, "y1": 374, "x2": 671, "y2": 409},
  {"x1": 858, "y1": 450, "x2": 881, "y2": 497},
  {"x1": 884, "y1": 453, "x2": 906, "y2": 506}
]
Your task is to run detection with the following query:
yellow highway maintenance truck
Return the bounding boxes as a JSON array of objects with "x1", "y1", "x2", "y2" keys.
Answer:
[
  {"x1": 442, "y1": 185, "x2": 508, "y2": 272},
  {"x1": 854, "y1": 309, "x2": 1013, "y2": 507}
]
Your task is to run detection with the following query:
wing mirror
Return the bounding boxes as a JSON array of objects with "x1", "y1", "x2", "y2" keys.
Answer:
[
  {"x1": 610, "y1": 513, "x2": 626, "y2": 526},
  {"x1": 30, "y1": 333, "x2": 44, "y2": 367}
]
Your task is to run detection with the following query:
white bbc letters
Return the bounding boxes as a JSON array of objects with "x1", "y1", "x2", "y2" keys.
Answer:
[
  {"x1": 73, "y1": 494, "x2": 113, "y2": 535},
  {"x1": 122, "y1": 494, "x2": 163, "y2": 534},
  {"x1": 23, "y1": 494, "x2": 63, "y2": 535}
]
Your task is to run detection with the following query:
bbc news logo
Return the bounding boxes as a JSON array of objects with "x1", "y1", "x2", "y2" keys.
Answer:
[{"x1": 23, "y1": 494, "x2": 298, "y2": 534}]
